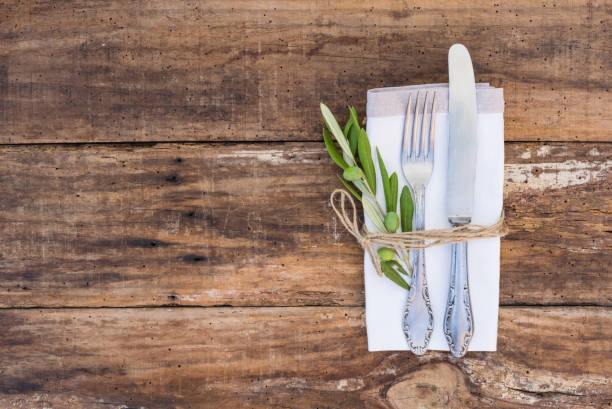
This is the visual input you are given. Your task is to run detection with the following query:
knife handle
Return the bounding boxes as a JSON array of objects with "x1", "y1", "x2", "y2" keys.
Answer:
[{"x1": 443, "y1": 240, "x2": 474, "y2": 357}]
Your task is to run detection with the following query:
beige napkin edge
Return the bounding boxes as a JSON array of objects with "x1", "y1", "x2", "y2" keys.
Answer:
[{"x1": 366, "y1": 83, "x2": 504, "y2": 117}]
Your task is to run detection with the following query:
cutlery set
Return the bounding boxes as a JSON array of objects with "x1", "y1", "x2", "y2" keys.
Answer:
[{"x1": 400, "y1": 44, "x2": 478, "y2": 357}]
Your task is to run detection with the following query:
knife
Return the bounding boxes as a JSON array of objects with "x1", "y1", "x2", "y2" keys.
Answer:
[{"x1": 444, "y1": 44, "x2": 477, "y2": 357}]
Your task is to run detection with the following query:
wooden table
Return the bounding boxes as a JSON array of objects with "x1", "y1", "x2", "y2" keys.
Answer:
[{"x1": 0, "y1": 1, "x2": 610, "y2": 408}]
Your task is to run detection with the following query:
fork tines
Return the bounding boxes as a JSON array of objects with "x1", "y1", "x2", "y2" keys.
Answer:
[{"x1": 403, "y1": 91, "x2": 437, "y2": 159}]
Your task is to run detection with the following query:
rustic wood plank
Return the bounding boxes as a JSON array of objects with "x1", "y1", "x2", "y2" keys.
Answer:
[
  {"x1": 0, "y1": 142, "x2": 609, "y2": 307},
  {"x1": 0, "y1": 306, "x2": 609, "y2": 408},
  {"x1": 0, "y1": 0, "x2": 610, "y2": 143},
  {"x1": 502, "y1": 143, "x2": 611, "y2": 305}
]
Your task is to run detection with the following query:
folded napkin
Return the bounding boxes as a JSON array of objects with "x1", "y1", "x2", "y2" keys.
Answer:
[{"x1": 364, "y1": 83, "x2": 504, "y2": 352}]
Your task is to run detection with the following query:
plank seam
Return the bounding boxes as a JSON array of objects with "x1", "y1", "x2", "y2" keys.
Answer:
[
  {"x1": 0, "y1": 140, "x2": 611, "y2": 148},
  {"x1": 0, "y1": 304, "x2": 609, "y2": 310}
]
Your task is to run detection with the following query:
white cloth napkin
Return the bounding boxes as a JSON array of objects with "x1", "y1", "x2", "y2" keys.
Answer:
[{"x1": 364, "y1": 83, "x2": 504, "y2": 352}]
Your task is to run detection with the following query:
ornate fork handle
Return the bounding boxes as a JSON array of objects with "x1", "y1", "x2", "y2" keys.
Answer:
[
  {"x1": 402, "y1": 186, "x2": 433, "y2": 355},
  {"x1": 443, "y1": 240, "x2": 473, "y2": 357}
]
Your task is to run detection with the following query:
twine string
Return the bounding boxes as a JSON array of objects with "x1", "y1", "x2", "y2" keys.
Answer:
[{"x1": 330, "y1": 189, "x2": 508, "y2": 277}]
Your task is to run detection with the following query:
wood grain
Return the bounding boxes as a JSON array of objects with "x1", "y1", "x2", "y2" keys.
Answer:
[
  {"x1": 0, "y1": 0, "x2": 610, "y2": 143},
  {"x1": 0, "y1": 306, "x2": 609, "y2": 408},
  {"x1": 0, "y1": 142, "x2": 609, "y2": 308}
]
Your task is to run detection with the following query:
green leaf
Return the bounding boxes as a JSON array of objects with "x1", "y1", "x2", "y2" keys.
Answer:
[
  {"x1": 323, "y1": 128, "x2": 348, "y2": 169},
  {"x1": 381, "y1": 261, "x2": 410, "y2": 290},
  {"x1": 376, "y1": 148, "x2": 392, "y2": 212},
  {"x1": 343, "y1": 166, "x2": 364, "y2": 181},
  {"x1": 363, "y1": 198, "x2": 387, "y2": 233},
  {"x1": 336, "y1": 174, "x2": 362, "y2": 202},
  {"x1": 358, "y1": 129, "x2": 376, "y2": 194},
  {"x1": 348, "y1": 107, "x2": 360, "y2": 155},
  {"x1": 387, "y1": 260, "x2": 410, "y2": 276},
  {"x1": 389, "y1": 172, "x2": 398, "y2": 213},
  {"x1": 343, "y1": 120, "x2": 351, "y2": 138},
  {"x1": 353, "y1": 180, "x2": 374, "y2": 199},
  {"x1": 320, "y1": 103, "x2": 354, "y2": 166},
  {"x1": 400, "y1": 186, "x2": 414, "y2": 232},
  {"x1": 349, "y1": 106, "x2": 359, "y2": 124}
]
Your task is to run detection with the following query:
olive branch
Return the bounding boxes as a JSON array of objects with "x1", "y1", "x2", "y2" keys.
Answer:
[{"x1": 321, "y1": 103, "x2": 414, "y2": 290}]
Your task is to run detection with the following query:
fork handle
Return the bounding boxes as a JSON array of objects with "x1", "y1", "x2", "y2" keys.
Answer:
[
  {"x1": 402, "y1": 246, "x2": 433, "y2": 354},
  {"x1": 412, "y1": 187, "x2": 425, "y2": 231},
  {"x1": 443, "y1": 240, "x2": 474, "y2": 357},
  {"x1": 402, "y1": 187, "x2": 433, "y2": 355}
]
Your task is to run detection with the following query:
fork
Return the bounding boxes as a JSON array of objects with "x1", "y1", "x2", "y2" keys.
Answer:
[{"x1": 400, "y1": 91, "x2": 437, "y2": 355}]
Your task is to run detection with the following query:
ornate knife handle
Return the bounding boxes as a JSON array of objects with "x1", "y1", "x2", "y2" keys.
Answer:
[{"x1": 443, "y1": 240, "x2": 473, "y2": 357}]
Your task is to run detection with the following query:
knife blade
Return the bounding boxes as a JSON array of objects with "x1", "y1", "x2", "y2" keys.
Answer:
[
  {"x1": 447, "y1": 44, "x2": 478, "y2": 224},
  {"x1": 443, "y1": 43, "x2": 478, "y2": 357}
]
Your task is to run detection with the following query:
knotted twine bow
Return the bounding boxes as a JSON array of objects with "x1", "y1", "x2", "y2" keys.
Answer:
[{"x1": 329, "y1": 189, "x2": 508, "y2": 277}]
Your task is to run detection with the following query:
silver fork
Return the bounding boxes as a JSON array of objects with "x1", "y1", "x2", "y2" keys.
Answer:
[{"x1": 400, "y1": 91, "x2": 437, "y2": 355}]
